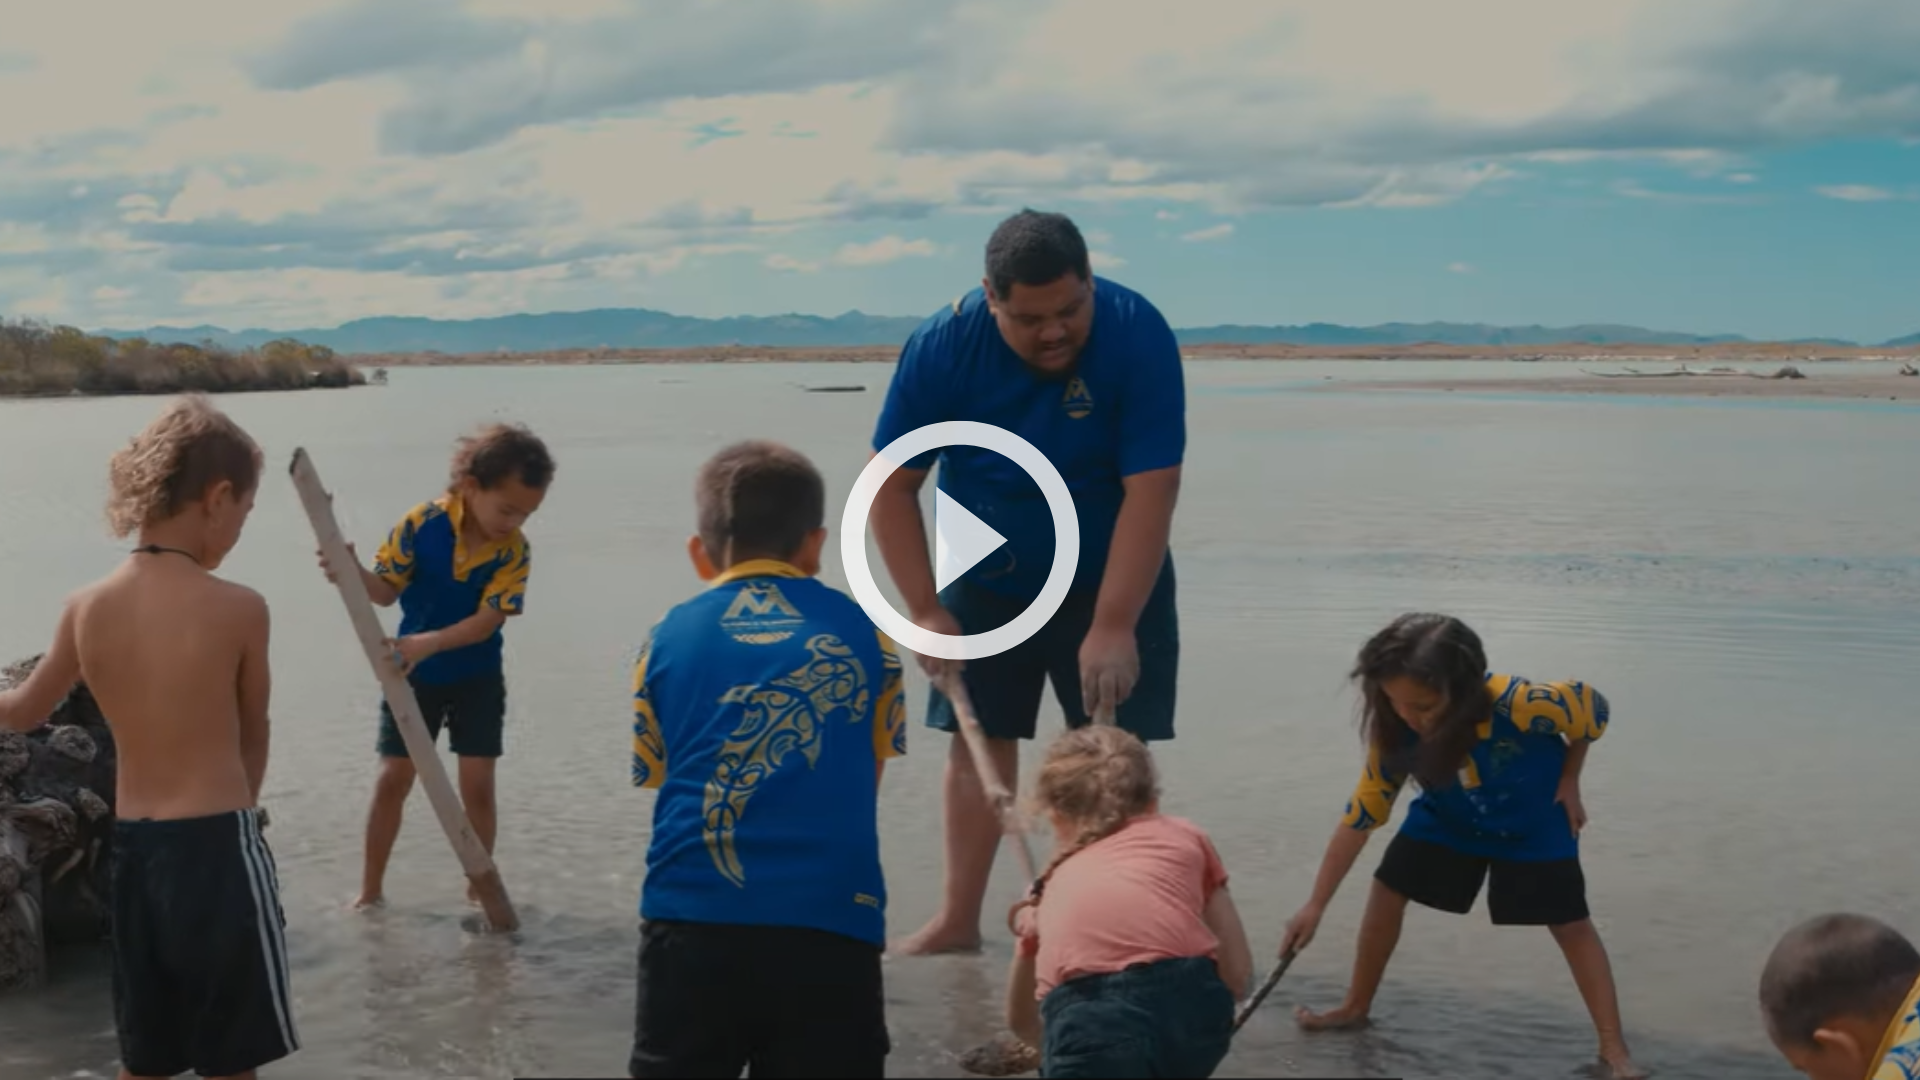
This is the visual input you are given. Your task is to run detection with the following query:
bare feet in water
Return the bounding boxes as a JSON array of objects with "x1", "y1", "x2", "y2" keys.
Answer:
[
  {"x1": 352, "y1": 894, "x2": 386, "y2": 912},
  {"x1": 1295, "y1": 1002, "x2": 1371, "y2": 1031},
  {"x1": 1599, "y1": 1040, "x2": 1647, "y2": 1079},
  {"x1": 889, "y1": 915, "x2": 983, "y2": 956}
]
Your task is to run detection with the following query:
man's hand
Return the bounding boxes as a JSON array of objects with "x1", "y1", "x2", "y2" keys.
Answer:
[
  {"x1": 1555, "y1": 774, "x2": 1589, "y2": 837},
  {"x1": 1078, "y1": 622, "x2": 1140, "y2": 721},
  {"x1": 908, "y1": 604, "x2": 965, "y2": 681},
  {"x1": 385, "y1": 633, "x2": 440, "y2": 675}
]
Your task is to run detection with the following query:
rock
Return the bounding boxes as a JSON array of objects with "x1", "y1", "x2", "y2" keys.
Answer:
[
  {"x1": 0, "y1": 655, "x2": 117, "y2": 994},
  {"x1": 958, "y1": 1033, "x2": 1042, "y2": 1077}
]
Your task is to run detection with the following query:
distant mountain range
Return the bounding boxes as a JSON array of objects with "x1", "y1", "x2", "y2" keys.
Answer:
[{"x1": 83, "y1": 307, "x2": 1915, "y2": 354}]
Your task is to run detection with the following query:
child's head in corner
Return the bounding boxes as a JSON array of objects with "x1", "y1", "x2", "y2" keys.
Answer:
[
  {"x1": 689, "y1": 440, "x2": 826, "y2": 577},
  {"x1": 1028, "y1": 725, "x2": 1159, "y2": 889},
  {"x1": 106, "y1": 395, "x2": 262, "y2": 570},
  {"x1": 448, "y1": 422, "x2": 554, "y2": 542},
  {"x1": 1760, "y1": 913, "x2": 1920, "y2": 1080},
  {"x1": 1353, "y1": 612, "x2": 1495, "y2": 792}
]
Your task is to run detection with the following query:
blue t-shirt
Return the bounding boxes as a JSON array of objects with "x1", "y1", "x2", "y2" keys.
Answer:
[
  {"x1": 373, "y1": 495, "x2": 530, "y2": 686},
  {"x1": 1341, "y1": 674, "x2": 1611, "y2": 861},
  {"x1": 631, "y1": 560, "x2": 908, "y2": 948},
  {"x1": 870, "y1": 277, "x2": 1186, "y2": 599}
]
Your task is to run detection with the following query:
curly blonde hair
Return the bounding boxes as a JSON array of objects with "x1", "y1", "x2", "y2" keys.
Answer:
[
  {"x1": 1027, "y1": 724, "x2": 1160, "y2": 898},
  {"x1": 105, "y1": 395, "x2": 262, "y2": 537}
]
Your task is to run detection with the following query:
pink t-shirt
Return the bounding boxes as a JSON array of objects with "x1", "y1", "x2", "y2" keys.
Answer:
[{"x1": 1029, "y1": 813, "x2": 1229, "y2": 999}]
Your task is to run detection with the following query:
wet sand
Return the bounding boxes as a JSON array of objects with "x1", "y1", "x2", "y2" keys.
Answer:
[{"x1": 1323, "y1": 372, "x2": 1920, "y2": 401}]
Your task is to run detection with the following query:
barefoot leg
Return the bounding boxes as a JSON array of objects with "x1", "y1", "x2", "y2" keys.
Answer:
[
  {"x1": 1548, "y1": 919, "x2": 1645, "y2": 1078},
  {"x1": 458, "y1": 756, "x2": 499, "y2": 906},
  {"x1": 891, "y1": 733, "x2": 1017, "y2": 956},
  {"x1": 359, "y1": 756, "x2": 415, "y2": 908},
  {"x1": 1298, "y1": 879, "x2": 1410, "y2": 1030}
]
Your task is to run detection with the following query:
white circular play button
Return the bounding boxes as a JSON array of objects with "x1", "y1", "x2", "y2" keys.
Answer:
[{"x1": 841, "y1": 421, "x2": 1080, "y2": 661}]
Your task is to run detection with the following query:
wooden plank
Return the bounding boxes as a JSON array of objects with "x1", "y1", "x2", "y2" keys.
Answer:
[
  {"x1": 287, "y1": 448, "x2": 519, "y2": 933},
  {"x1": 935, "y1": 672, "x2": 1039, "y2": 882}
]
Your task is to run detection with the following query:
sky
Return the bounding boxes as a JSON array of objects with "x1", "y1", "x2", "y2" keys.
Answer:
[{"x1": 2, "y1": 0, "x2": 1917, "y2": 343}]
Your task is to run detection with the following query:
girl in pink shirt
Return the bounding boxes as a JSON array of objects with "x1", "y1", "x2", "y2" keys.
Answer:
[{"x1": 1004, "y1": 726, "x2": 1254, "y2": 1078}]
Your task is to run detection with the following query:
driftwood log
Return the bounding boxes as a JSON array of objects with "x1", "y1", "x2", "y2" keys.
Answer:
[
  {"x1": 1579, "y1": 363, "x2": 1806, "y2": 380},
  {"x1": 0, "y1": 655, "x2": 116, "y2": 993}
]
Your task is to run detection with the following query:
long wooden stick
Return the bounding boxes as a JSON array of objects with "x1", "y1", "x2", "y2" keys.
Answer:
[
  {"x1": 1234, "y1": 946, "x2": 1301, "y2": 1032},
  {"x1": 937, "y1": 670, "x2": 1038, "y2": 882},
  {"x1": 288, "y1": 448, "x2": 519, "y2": 933}
]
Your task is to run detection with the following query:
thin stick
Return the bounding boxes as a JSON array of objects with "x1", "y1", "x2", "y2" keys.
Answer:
[
  {"x1": 288, "y1": 448, "x2": 520, "y2": 933},
  {"x1": 1233, "y1": 946, "x2": 1301, "y2": 1032},
  {"x1": 937, "y1": 670, "x2": 1038, "y2": 881}
]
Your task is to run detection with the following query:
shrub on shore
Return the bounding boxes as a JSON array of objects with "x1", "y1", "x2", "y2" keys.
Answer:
[{"x1": 0, "y1": 318, "x2": 365, "y2": 397}]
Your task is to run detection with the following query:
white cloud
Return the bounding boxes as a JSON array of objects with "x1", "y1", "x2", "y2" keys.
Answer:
[
  {"x1": 1815, "y1": 184, "x2": 1897, "y2": 201},
  {"x1": 763, "y1": 253, "x2": 821, "y2": 273},
  {"x1": 1180, "y1": 223, "x2": 1234, "y2": 242},
  {"x1": 1447, "y1": 261, "x2": 1474, "y2": 274},
  {"x1": 1, "y1": 0, "x2": 1918, "y2": 327},
  {"x1": 831, "y1": 235, "x2": 937, "y2": 266},
  {"x1": 1089, "y1": 250, "x2": 1127, "y2": 270}
]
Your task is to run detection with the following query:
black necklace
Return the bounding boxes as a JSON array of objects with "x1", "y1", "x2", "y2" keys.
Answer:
[{"x1": 132, "y1": 544, "x2": 202, "y2": 566}]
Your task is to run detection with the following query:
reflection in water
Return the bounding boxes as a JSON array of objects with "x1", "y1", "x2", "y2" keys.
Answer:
[{"x1": 0, "y1": 362, "x2": 1915, "y2": 1079}]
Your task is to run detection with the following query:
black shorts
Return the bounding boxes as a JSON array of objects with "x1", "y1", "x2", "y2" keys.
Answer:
[
  {"x1": 110, "y1": 808, "x2": 298, "y2": 1078},
  {"x1": 1374, "y1": 832, "x2": 1590, "y2": 927},
  {"x1": 924, "y1": 556, "x2": 1179, "y2": 742},
  {"x1": 377, "y1": 670, "x2": 507, "y2": 759},
  {"x1": 631, "y1": 919, "x2": 889, "y2": 1078}
]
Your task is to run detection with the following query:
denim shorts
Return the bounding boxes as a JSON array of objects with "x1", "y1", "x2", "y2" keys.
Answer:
[
  {"x1": 924, "y1": 556, "x2": 1178, "y2": 743},
  {"x1": 1038, "y1": 955, "x2": 1234, "y2": 1078}
]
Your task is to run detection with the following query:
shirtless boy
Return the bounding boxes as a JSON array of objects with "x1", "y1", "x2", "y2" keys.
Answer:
[{"x1": 0, "y1": 395, "x2": 296, "y2": 1080}]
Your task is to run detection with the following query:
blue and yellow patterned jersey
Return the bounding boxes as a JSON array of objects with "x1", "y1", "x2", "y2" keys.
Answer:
[
  {"x1": 1874, "y1": 975, "x2": 1920, "y2": 1080},
  {"x1": 373, "y1": 495, "x2": 530, "y2": 686},
  {"x1": 1340, "y1": 674, "x2": 1609, "y2": 861},
  {"x1": 631, "y1": 560, "x2": 907, "y2": 948}
]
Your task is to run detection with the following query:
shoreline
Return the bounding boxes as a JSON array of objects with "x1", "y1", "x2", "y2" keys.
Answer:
[
  {"x1": 1317, "y1": 372, "x2": 1919, "y2": 401},
  {"x1": 347, "y1": 341, "x2": 1920, "y2": 367}
]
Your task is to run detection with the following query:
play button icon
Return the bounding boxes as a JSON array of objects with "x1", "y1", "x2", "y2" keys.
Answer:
[
  {"x1": 933, "y1": 489, "x2": 1006, "y2": 593},
  {"x1": 841, "y1": 420, "x2": 1080, "y2": 662}
]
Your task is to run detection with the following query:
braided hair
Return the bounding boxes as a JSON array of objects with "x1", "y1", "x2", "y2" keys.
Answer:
[{"x1": 1025, "y1": 725, "x2": 1160, "y2": 902}]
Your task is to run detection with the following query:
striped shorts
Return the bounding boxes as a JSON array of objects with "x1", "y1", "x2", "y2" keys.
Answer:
[{"x1": 110, "y1": 806, "x2": 299, "y2": 1077}]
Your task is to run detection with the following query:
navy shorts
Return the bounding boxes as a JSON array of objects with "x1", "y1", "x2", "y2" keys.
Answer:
[
  {"x1": 925, "y1": 557, "x2": 1178, "y2": 743},
  {"x1": 630, "y1": 919, "x2": 889, "y2": 1078},
  {"x1": 1375, "y1": 832, "x2": 1591, "y2": 927},
  {"x1": 1039, "y1": 955, "x2": 1234, "y2": 1078},
  {"x1": 377, "y1": 670, "x2": 507, "y2": 759}
]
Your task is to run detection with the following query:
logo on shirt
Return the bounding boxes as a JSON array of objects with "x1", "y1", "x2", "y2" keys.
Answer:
[
  {"x1": 1062, "y1": 377, "x2": 1094, "y2": 419},
  {"x1": 707, "y1": 634, "x2": 869, "y2": 887},
  {"x1": 720, "y1": 582, "x2": 805, "y2": 645}
]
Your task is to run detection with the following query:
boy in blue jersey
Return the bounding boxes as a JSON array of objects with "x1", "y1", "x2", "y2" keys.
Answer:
[
  {"x1": 870, "y1": 209, "x2": 1187, "y2": 955},
  {"x1": 1279, "y1": 613, "x2": 1645, "y2": 1079},
  {"x1": 1761, "y1": 913, "x2": 1920, "y2": 1080},
  {"x1": 628, "y1": 440, "x2": 907, "y2": 1079},
  {"x1": 318, "y1": 421, "x2": 554, "y2": 910}
]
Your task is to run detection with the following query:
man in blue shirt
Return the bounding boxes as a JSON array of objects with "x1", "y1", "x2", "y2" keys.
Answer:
[{"x1": 869, "y1": 209, "x2": 1186, "y2": 955}]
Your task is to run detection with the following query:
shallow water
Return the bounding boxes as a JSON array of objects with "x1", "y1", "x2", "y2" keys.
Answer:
[{"x1": 1, "y1": 359, "x2": 1916, "y2": 1079}]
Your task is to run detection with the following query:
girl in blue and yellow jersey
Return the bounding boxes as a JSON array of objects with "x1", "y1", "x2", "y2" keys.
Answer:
[{"x1": 1279, "y1": 613, "x2": 1645, "y2": 1080}]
